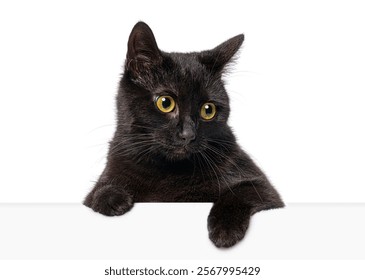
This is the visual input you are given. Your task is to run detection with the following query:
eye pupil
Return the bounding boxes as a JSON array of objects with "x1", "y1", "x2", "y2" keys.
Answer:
[
  {"x1": 161, "y1": 97, "x2": 171, "y2": 109},
  {"x1": 205, "y1": 104, "x2": 212, "y2": 115}
]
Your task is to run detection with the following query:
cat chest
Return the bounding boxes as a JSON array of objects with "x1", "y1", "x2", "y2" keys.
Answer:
[{"x1": 132, "y1": 171, "x2": 230, "y2": 202}]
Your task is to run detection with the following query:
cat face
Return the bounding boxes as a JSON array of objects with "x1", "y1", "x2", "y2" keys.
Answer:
[{"x1": 118, "y1": 22, "x2": 244, "y2": 161}]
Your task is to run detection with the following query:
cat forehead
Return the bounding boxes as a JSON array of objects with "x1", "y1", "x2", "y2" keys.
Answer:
[
  {"x1": 169, "y1": 52, "x2": 201, "y2": 66},
  {"x1": 161, "y1": 52, "x2": 214, "y2": 92},
  {"x1": 166, "y1": 52, "x2": 207, "y2": 78}
]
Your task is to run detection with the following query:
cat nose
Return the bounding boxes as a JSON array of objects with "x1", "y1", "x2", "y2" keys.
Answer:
[{"x1": 179, "y1": 127, "x2": 196, "y2": 144}]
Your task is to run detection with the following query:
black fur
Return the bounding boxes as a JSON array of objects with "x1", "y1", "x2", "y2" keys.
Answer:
[{"x1": 84, "y1": 22, "x2": 284, "y2": 248}]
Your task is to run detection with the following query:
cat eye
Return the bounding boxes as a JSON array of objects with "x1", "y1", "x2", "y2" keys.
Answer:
[
  {"x1": 155, "y1": 96, "x2": 176, "y2": 113},
  {"x1": 200, "y1": 102, "x2": 216, "y2": 120}
]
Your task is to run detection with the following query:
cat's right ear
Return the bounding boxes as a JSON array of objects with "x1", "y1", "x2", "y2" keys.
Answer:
[{"x1": 126, "y1": 22, "x2": 162, "y2": 74}]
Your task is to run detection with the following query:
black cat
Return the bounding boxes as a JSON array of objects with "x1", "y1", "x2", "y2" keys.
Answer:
[{"x1": 84, "y1": 22, "x2": 284, "y2": 248}]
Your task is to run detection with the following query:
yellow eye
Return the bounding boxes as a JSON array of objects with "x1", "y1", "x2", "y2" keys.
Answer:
[
  {"x1": 155, "y1": 96, "x2": 176, "y2": 113},
  {"x1": 200, "y1": 102, "x2": 216, "y2": 120}
]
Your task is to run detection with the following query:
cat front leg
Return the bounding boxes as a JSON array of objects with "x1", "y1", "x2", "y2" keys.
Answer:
[
  {"x1": 208, "y1": 179, "x2": 284, "y2": 248},
  {"x1": 208, "y1": 197, "x2": 251, "y2": 248},
  {"x1": 84, "y1": 183, "x2": 134, "y2": 217}
]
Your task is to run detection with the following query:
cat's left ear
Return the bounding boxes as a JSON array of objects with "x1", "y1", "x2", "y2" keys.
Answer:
[{"x1": 199, "y1": 34, "x2": 244, "y2": 73}]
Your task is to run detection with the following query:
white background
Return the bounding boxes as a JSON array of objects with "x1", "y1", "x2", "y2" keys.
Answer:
[{"x1": 0, "y1": 0, "x2": 365, "y2": 203}]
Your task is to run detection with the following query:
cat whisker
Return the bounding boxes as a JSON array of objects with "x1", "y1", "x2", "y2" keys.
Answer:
[
  {"x1": 109, "y1": 138, "x2": 154, "y2": 153},
  {"x1": 206, "y1": 139, "x2": 235, "y2": 150},
  {"x1": 185, "y1": 153, "x2": 197, "y2": 190},
  {"x1": 110, "y1": 139, "x2": 156, "y2": 154},
  {"x1": 86, "y1": 142, "x2": 110, "y2": 149},
  {"x1": 250, "y1": 181, "x2": 264, "y2": 203},
  {"x1": 203, "y1": 143, "x2": 244, "y2": 180},
  {"x1": 134, "y1": 144, "x2": 160, "y2": 163},
  {"x1": 201, "y1": 146, "x2": 236, "y2": 196},
  {"x1": 203, "y1": 142, "x2": 264, "y2": 202},
  {"x1": 194, "y1": 152, "x2": 207, "y2": 186},
  {"x1": 114, "y1": 133, "x2": 155, "y2": 140},
  {"x1": 198, "y1": 150, "x2": 223, "y2": 198},
  {"x1": 108, "y1": 138, "x2": 157, "y2": 159},
  {"x1": 87, "y1": 123, "x2": 116, "y2": 134},
  {"x1": 116, "y1": 123, "x2": 156, "y2": 131},
  {"x1": 117, "y1": 123, "x2": 151, "y2": 128}
]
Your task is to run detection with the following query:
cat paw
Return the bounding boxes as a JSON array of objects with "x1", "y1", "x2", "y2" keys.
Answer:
[
  {"x1": 88, "y1": 185, "x2": 134, "y2": 216},
  {"x1": 208, "y1": 206, "x2": 251, "y2": 248}
]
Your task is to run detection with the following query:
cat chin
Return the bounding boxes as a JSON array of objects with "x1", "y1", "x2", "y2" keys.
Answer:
[{"x1": 163, "y1": 147, "x2": 193, "y2": 162}]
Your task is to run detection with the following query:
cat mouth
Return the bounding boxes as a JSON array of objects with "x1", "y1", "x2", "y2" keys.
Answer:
[
  {"x1": 164, "y1": 145, "x2": 194, "y2": 159},
  {"x1": 169, "y1": 146, "x2": 189, "y2": 154},
  {"x1": 174, "y1": 147, "x2": 188, "y2": 154}
]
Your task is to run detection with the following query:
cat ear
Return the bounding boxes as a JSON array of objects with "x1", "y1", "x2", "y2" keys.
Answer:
[
  {"x1": 199, "y1": 34, "x2": 244, "y2": 73},
  {"x1": 126, "y1": 22, "x2": 162, "y2": 73}
]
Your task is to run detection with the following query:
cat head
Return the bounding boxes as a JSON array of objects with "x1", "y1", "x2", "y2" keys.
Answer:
[{"x1": 117, "y1": 22, "x2": 244, "y2": 162}]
